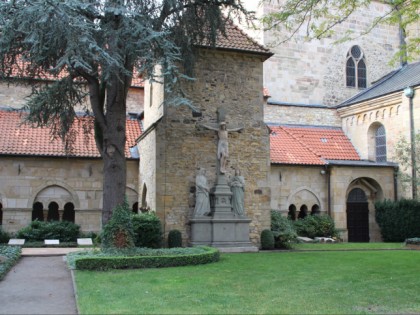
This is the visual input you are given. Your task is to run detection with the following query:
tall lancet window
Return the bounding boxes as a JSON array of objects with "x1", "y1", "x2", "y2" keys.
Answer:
[{"x1": 346, "y1": 45, "x2": 367, "y2": 89}]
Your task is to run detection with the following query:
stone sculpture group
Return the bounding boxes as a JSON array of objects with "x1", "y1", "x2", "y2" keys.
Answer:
[{"x1": 194, "y1": 167, "x2": 245, "y2": 217}]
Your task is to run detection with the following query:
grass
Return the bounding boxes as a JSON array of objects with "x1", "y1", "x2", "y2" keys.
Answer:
[
  {"x1": 74, "y1": 248, "x2": 420, "y2": 314},
  {"x1": 0, "y1": 246, "x2": 21, "y2": 280}
]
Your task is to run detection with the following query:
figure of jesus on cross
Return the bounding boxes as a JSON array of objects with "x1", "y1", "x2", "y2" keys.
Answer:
[{"x1": 200, "y1": 107, "x2": 243, "y2": 174}]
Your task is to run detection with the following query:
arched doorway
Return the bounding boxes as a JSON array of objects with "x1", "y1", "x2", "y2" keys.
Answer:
[{"x1": 347, "y1": 188, "x2": 369, "y2": 242}]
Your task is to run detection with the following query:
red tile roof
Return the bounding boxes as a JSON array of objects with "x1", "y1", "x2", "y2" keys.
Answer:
[
  {"x1": 3, "y1": 59, "x2": 144, "y2": 87},
  {"x1": 0, "y1": 110, "x2": 141, "y2": 158},
  {"x1": 210, "y1": 19, "x2": 272, "y2": 56},
  {"x1": 270, "y1": 125, "x2": 360, "y2": 165}
]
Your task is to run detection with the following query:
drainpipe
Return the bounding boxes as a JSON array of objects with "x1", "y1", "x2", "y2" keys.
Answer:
[
  {"x1": 394, "y1": 166, "x2": 399, "y2": 201},
  {"x1": 325, "y1": 165, "x2": 331, "y2": 216},
  {"x1": 404, "y1": 86, "x2": 416, "y2": 199}
]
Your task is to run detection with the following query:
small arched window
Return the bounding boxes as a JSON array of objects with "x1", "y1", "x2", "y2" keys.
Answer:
[
  {"x1": 311, "y1": 204, "x2": 320, "y2": 215},
  {"x1": 298, "y1": 205, "x2": 308, "y2": 219},
  {"x1": 63, "y1": 202, "x2": 75, "y2": 223},
  {"x1": 346, "y1": 45, "x2": 366, "y2": 89},
  {"x1": 32, "y1": 202, "x2": 44, "y2": 221},
  {"x1": 47, "y1": 202, "x2": 60, "y2": 221},
  {"x1": 375, "y1": 125, "x2": 387, "y2": 162},
  {"x1": 288, "y1": 204, "x2": 296, "y2": 220}
]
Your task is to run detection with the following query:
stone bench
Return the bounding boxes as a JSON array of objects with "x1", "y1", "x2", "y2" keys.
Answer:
[
  {"x1": 77, "y1": 238, "x2": 93, "y2": 246},
  {"x1": 44, "y1": 239, "x2": 60, "y2": 245},
  {"x1": 8, "y1": 239, "x2": 25, "y2": 246}
]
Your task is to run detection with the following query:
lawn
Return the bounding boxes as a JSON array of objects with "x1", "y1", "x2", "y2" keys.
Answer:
[{"x1": 74, "y1": 246, "x2": 420, "y2": 314}]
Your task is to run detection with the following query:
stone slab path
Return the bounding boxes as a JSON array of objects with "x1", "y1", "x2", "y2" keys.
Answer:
[{"x1": 0, "y1": 255, "x2": 77, "y2": 314}]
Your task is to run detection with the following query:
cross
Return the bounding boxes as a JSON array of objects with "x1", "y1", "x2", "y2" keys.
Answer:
[{"x1": 199, "y1": 107, "x2": 243, "y2": 174}]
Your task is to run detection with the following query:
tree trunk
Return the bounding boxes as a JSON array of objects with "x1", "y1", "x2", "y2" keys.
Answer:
[{"x1": 101, "y1": 78, "x2": 127, "y2": 225}]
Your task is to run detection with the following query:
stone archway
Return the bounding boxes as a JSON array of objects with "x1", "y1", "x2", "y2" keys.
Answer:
[
  {"x1": 346, "y1": 178, "x2": 384, "y2": 242},
  {"x1": 347, "y1": 188, "x2": 369, "y2": 242}
]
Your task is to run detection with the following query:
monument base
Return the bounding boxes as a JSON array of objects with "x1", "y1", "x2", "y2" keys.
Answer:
[{"x1": 189, "y1": 217, "x2": 258, "y2": 252}]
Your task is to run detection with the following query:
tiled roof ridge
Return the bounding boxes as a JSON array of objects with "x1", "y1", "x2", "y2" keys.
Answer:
[
  {"x1": 223, "y1": 18, "x2": 271, "y2": 54},
  {"x1": 268, "y1": 123, "x2": 342, "y2": 130}
]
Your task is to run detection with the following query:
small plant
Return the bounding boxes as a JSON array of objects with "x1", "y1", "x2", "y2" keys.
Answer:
[
  {"x1": 167, "y1": 229, "x2": 183, "y2": 248},
  {"x1": 260, "y1": 229, "x2": 275, "y2": 250},
  {"x1": 102, "y1": 201, "x2": 135, "y2": 251},
  {"x1": 294, "y1": 215, "x2": 338, "y2": 239},
  {"x1": 132, "y1": 212, "x2": 162, "y2": 248},
  {"x1": 0, "y1": 227, "x2": 11, "y2": 244},
  {"x1": 271, "y1": 211, "x2": 297, "y2": 249}
]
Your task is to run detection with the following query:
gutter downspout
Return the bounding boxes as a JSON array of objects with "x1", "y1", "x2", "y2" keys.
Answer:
[
  {"x1": 394, "y1": 166, "x2": 399, "y2": 201},
  {"x1": 326, "y1": 165, "x2": 331, "y2": 216}
]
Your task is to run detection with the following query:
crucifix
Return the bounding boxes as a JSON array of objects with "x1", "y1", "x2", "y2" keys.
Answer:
[{"x1": 199, "y1": 107, "x2": 244, "y2": 174}]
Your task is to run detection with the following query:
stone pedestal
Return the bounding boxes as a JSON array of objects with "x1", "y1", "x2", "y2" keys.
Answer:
[{"x1": 190, "y1": 174, "x2": 258, "y2": 252}]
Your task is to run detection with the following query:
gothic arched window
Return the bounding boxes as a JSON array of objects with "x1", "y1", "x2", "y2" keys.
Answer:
[{"x1": 346, "y1": 45, "x2": 366, "y2": 89}]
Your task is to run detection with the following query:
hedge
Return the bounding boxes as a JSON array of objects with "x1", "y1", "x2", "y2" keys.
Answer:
[
  {"x1": 375, "y1": 199, "x2": 420, "y2": 242},
  {"x1": 74, "y1": 246, "x2": 220, "y2": 270},
  {"x1": 0, "y1": 246, "x2": 21, "y2": 280},
  {"x1": 15, "y1": 220, "x2": 80, "y2": 242}
]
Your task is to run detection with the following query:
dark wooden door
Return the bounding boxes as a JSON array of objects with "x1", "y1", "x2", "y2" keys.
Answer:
[{"x1": 347, "y1": 188, "x2": 370, "y2": 242}]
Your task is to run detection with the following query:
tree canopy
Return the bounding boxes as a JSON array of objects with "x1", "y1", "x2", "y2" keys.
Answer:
[
  {"x1": 0, "y1": 0, "x2": 252, "y2": 224},
  {"x1": 260, "y1": 0, "x2": 420, "y2": 63}
]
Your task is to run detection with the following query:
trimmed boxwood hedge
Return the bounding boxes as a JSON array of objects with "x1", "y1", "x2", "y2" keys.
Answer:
[{"x1": 73, "y1": 246, "x2": 220, "y2": 270}]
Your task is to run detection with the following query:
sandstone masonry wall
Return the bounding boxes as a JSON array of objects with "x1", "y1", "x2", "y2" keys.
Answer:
[
  {"x1": 146, "y1": 49, "x2": 272, "y2": 245},
  {"x1": 0, "y1": 156, "x2": 139, "y2": 233}
]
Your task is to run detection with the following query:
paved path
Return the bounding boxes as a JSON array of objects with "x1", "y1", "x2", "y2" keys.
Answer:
[{"x1": 0, "y1": 250, "x2": 78, "y2": 315}]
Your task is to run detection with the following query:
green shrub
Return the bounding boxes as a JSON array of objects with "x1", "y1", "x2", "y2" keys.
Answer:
[
  {"x1": 167, "y1": 229, "x2": 183, "y2": 248},
  {"x1": 260, "y1": 229, "x2": 275, "y2": 250},
  {"x1": 72, "y1": 246, "x2": 220, "y2": 270},
  {"x1": 294, "y1": 215, "x2": 338, "y2": 239},
  {"x1": 271, "y1": 211, "x2": 297, "y2": 249},
  {"x1": 0, "y1": 245, "x2": 21, "y2": 280},
  {"x1": 0, "y1": 227, "x2": 11, "y2": 244},
  {"x1": 102, "y1": 201, "x2": 135, "y2": 251},
  {"x1": 15, "y1": 220, "x2": 80, "y2": 242},
  {"x1": 132, "y1": 212, "x2": 162, "y2": 248},
  {"x1": 375, "y1": 199, "x2": 420, "y2": 242}
]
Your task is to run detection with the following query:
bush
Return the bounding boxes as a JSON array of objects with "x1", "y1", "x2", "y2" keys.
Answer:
[
  {"x1": 375, "y1": 199, "x2": 420, "y2": 242},
  {"x1": 102, "y1": 201, "x2": 135, "y2": 251},
  {"x1": 15, "y1": 220, "x2": 80, "y2": 242},
  {"x1": 0, "y1": 227, "x2": 11, "y2": 244},
  {"x1": 0, "y1": 246, "x2": 21, "y2": 280},
  {"x1": 167, "y1": 229, "x2": 183, "y2": 248},
  {"x1": 72, "y1": 246, "x2": 219, "y2": 271},
  {"x1": 132, "y1": 212, "x2": 162, "y2": 248},
  {"x1": 260, "y1": 229, "x2": 275, "y2": 250},
  {"x1": 271, "y1": 211, "x2": 297, "y2": 249},
  {"x1": 293, "y1": 215, "x2": 338, "y2": 239}
]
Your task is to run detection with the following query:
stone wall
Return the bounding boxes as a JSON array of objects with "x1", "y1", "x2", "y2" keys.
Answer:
[
  {"x1": 338, "y1": 87, "x2": 420, "y2": 198},
  {"x1": 241, "y1": 0, "x2": 400, "y2": 106},
  {"x1": 0, "y1": 156, "x2": 139, "y2": 233},
  {"x1": 270, "y1": 163, "x2": 395, "y2": 242},
  {"x1": 265, "y1": 103, "x2": 342, "y2": 126},
  {"x1": 143, "y1": 49, "x2": 272, "y2": 245}
]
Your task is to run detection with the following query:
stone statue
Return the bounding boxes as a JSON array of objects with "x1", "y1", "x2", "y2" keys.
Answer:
[
  {"x1": 194, "y1": 168, "x2": 211, "y2": 217},
  {"x1": 200, "y1": 121, "x2": 243, "y2": 174},
  {"x1": 230, "y1": 168, "x2": 245, "y2": 216}
]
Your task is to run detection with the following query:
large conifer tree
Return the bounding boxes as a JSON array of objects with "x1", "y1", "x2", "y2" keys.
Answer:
[{"x1": 0, "y1": 0, "x2": 250, "y2": 224}]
